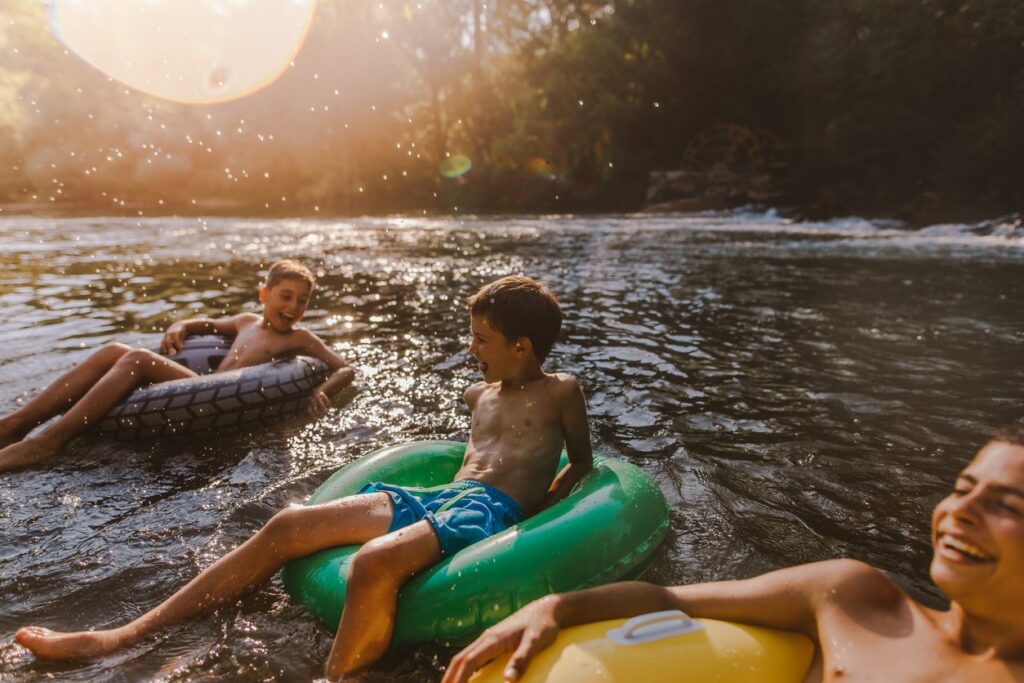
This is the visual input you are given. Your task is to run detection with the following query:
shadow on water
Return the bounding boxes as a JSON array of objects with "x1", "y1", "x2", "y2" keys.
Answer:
[{"x1": 0, "y1": 212, "x2": 1022, "y2": 681}]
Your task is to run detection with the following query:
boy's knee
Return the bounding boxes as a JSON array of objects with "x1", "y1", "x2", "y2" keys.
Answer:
[
  {"x1": 260, "y1": 505, "x2": 311, "y2": 553},
  {"x1": 98, "y1": 343, "x2": 132, "y2": 362},
  {"x1": 113, "y1": 348, "x2": 158, "y2": 369},
  {"x1": 349, "y1": 537, "x2": 399, "y2": 580}
]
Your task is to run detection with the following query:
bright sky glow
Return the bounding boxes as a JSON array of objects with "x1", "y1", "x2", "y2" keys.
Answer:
[{"x1": 51, "y1": 0, "x2": 317, "y2": 104}]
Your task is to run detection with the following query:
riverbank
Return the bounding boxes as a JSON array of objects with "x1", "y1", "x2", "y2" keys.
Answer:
[{"x1": 2, "y1": 195, "x2": 1021, "y2": 231}]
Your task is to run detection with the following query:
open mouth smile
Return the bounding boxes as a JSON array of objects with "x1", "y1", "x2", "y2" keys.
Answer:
[{"x1": 938, "y1": 534, "x2": 994, "y2": 563}]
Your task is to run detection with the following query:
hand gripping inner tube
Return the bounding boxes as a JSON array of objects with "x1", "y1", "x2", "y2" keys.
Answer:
[
  {"x1": 94, "y1": 335, "x2": 329, "y2": 440},
  {"x1": 281, "y1": 440, "x2": 670, "y2": 646}
]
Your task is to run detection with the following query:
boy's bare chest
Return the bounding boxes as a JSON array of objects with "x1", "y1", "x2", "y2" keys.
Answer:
[
  {"x1": 817, "y1": 611, "x2": 1015, "y2": 682},
  {"x1": 220, "y1": 326, "x2": 295, "y2": 370},
  {"x1": 471, "y1": 388, "x2": 559, "y2": 438}
]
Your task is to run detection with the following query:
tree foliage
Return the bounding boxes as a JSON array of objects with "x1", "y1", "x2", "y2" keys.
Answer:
[{"x1": 0, "y1": 0, "x2": 1020, "y2": 217}]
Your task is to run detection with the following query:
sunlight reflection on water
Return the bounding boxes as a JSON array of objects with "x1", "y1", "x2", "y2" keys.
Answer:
[{"x1": 0, "y1": 212, "x2": 1021, "y2": 681}]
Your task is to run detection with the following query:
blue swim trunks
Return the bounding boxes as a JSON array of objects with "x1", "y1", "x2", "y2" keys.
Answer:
[{"x1": 358, "y1": 479, "x2": 524, "y2": 556}]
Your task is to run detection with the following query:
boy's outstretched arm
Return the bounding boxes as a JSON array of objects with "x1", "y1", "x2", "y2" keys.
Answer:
[
  {"x1": 442, "y1": 560, "x2": 877, "y2": 683},
  {"x1": 541, "y1": 375, "x2": 593, "y2": 509},
  {"x1": 299, "y1": 331, "x2": 355, "y2": 417},
  {"x1": 160, "y1": 313, "x2": 252, "y2": 355}
]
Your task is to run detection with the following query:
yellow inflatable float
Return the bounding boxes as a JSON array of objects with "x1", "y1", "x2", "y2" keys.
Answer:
[{"x1": 472, "y1": 610, "x2": 814, "y2": 683}]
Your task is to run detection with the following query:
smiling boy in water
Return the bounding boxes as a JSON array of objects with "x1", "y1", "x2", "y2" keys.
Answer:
[
  {"x1": 0, "y1": 259, "x2": 354, "y2": 472},
  {"x1": 14, "y1": 275, "x2": 594, "y2": 680},
  {"x1": 444, "y1": 425, "x2": 1024, "y2": 683}
]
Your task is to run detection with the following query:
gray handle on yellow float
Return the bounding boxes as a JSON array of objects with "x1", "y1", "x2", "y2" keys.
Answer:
[{"x1": 606, "y1": 609, "x2": 704, "y2": 645}]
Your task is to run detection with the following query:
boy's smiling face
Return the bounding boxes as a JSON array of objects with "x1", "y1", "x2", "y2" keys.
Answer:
[
  {"x1": 930, "y1": 440, "x2": 1024, "y2": 620},
  {"x1": 259, "y1": 277, "x2": 311, "y2": 332},
  {"x1": 468, "y1": 314, "x2": 521, "y2": 383}
]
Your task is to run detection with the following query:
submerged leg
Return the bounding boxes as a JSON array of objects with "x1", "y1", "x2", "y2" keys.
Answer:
[
  {"x1": 15, "y1": 492, "x2": 395, "y2": 661},
  {"x1": 0, "y1": 348, "x2": 195, "y2": 471},
  {"x1": 325, "y1": 520, "x2": 443, "y2": 679}
]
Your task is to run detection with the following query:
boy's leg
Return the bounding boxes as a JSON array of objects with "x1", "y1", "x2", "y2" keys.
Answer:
[
  {"x1": 0, "y1": 347, "x2": 195, "y2": 471},
  {"x1": 16, "y1": 492, "x2": 395, "y2": 661},
  {"x1": 0, "y1": 343, "x2": 133, "y2": 447},
  {"x1": 325, "y1": 520, "x2": 443, "y2": 679}
]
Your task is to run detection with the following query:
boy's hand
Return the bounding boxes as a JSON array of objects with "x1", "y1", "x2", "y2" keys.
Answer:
[
  {"x1": 161, "y1": 323, "x2": 187, "y2": 355},
  {"x1": 442, "y1": 596, "x2": 560, "y2": 683},
  {"x1": 308, "y1": 389, "x2": 331, "y2": 417}
]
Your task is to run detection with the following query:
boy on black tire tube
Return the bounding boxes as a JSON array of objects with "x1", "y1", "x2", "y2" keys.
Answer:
[
  {"x1": 14, "y1": 275, "x2": 594, "y2": 681},
  {"x1": 0, "y1": 259, "x2": 353, "y2": 471}
]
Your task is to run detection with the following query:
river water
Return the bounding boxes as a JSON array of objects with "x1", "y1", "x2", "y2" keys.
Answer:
[{"x1": 0, "y1": 212, "x2": 1022, "y2": 681}]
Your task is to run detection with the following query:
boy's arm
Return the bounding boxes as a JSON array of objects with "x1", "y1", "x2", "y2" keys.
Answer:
[
  {"x1": 540, "y1": 375, "x2": 593, "y2": 509},
  {"x1": 443, "y1": 560, "x2": 879, "y2": 683},
  {"x1": 298, "y1": 330, "x2": 355, "y2": 417},
  {"x1": 161, "y1": 313, "x2": 252, "y2": 355}
]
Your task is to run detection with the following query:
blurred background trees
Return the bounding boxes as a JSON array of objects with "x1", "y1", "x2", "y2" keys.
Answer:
[{"x1": 1, "y1": 0, "x2": 1021, "y2": 219}]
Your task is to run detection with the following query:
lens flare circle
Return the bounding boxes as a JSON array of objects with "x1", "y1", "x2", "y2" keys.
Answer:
[
  {"x1": 51, "y1": 0, "x2": 317, "y2": 104},
  {"x1": 439, "y1": 154, "x2": 472, "y2": 179}
]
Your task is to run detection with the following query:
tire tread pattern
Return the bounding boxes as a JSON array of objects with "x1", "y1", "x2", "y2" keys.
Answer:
[{"x1": 94, "y1": 336, "x2": 330, "y2": 440}]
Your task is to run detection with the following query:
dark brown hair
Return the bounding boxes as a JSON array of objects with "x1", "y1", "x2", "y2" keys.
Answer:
[
  {"x1": 468, "y1": 276, "x2": 562, "y2": 362},
  {"x1": 993, "y1": 424, "x2": 1024, "y2": 447}
]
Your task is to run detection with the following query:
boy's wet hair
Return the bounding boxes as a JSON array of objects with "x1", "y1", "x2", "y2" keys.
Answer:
[
  {"x1": 469, "y1": 275, "x2": 562, "y2": 362},
  {"x1": 993, "y1": 423, "x2": 1024, "y2": 447},
  {"x1": 266, "y1": 259, "x2": 315, "y2": 290}
]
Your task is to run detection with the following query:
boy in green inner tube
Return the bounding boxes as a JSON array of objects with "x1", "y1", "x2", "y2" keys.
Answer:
[
  {"x1": 15, "y1": 275, "x2": 595, "y2": 681},
  {"x1": 443, "y1": 426, "x2": 1024, "y2": 683},
  {"x1": 0, "y1": 259, "x2": 353, "y2": 472}
]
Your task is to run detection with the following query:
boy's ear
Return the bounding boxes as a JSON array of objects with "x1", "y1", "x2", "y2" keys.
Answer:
[
  {"x1": 514, "y1": 336, "x2": 533, "y2": 357},
  {"x1": 258, "y1": 285, "x2": 268, "y2": 303}
]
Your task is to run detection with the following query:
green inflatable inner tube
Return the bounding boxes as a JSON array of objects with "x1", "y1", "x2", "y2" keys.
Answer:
[{"x1": 281, "y1": 440, "x2": 670, "y2": 646}]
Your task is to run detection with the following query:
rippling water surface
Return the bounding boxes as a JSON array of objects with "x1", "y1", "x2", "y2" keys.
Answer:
[{"x1": 1, "y1": 212, "x2": 1022, "y2": 681}]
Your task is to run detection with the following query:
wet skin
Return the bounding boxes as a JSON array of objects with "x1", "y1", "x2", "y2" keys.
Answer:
[
  {"x1": 204, "y1": 279, "x2": 314, "y2": 370},
  {"x1": 443, "y1": 441, "x2": 1024, "y2": 683},
  {"x1": 0, "y1": 277, "x2": 351, "y2": 471},
  {"x1": 12, "y1": 306, "x2": 593, "y2": 682},
  {"x1": 460, "y1": 314, "x2": 593, "y2": 514}
]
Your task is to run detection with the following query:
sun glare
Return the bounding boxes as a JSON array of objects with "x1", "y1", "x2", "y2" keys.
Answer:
[{"x1": 51, "y1": 0, "x2": 317, "y2": 105}]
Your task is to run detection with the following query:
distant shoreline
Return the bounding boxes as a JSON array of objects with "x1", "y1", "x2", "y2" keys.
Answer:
[{"x1": 0, "y1": 196, "x2": 1018, "y2": 230}]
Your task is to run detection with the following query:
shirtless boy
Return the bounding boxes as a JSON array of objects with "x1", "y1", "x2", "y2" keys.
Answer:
[
  {"x1": 444, "y1": 425, "x2": 1024, "y2": 683},
  {"x1": 0, "y1": 259, "x2": 354, "y2": 472},
  {"x1": 15, "y1": 275, "x2": 594, "y2": 680}
]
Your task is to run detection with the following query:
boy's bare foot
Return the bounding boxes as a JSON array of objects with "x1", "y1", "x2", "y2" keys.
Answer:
[
  {"x1": 15, "y1": 626, "x2": 127, "y2": 661},
  {"x1": 0, "y1": 438, "x2": 59, "y2": 472}
]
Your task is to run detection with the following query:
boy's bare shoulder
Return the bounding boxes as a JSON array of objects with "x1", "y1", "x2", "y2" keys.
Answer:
[
  {"x1": 291, "y1": 327, "x2": 337, "y2": 355},
  {"x1": 234, "y1": 312, "x2": 262, "y2": 327},
  {"x1": 545, "y1": 372, "x2": 584, "y2": 400},
  {"x1": 806, "y1": 559, "x2": 906, "y2": 611},
  {"x1": 464, "y1": 381, "x2": 487, "y2": 407},
  {"x1": 292, "y1": 326, "x2": 319, "y2": 342}
]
